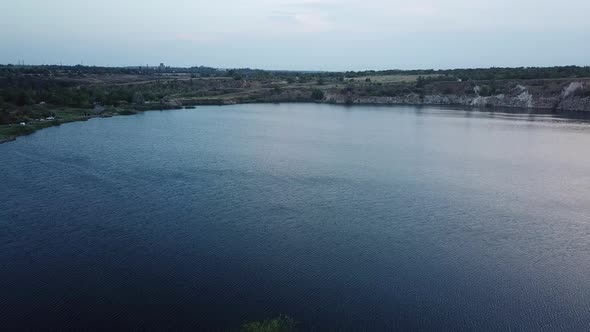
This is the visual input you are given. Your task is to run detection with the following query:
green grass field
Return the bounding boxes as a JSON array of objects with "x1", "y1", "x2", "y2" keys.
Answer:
[{"x1": 0, "y1": 108, "x2": 91, "y2": 141}]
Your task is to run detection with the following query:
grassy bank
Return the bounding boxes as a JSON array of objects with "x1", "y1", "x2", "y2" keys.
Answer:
[{"x1": 0, "y1": 107, "x2": 140, "y2": 143}]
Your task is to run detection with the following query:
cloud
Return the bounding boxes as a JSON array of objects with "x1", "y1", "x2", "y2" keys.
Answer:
[
  {"x1": 174, "y1": 33, "x2": 218, "y2": 44},
  {"x1": 265, "y1": 3, "x2": 335, "y2": 34},
  {"x1": 293, "y1": 13, "x2": 332, "y2": 32}
]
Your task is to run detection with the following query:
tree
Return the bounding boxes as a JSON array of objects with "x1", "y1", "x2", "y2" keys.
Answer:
[
  {"x1": 311, "y1": 88, "x2": 324, "y2": 100},
  {"x1": 133, "y1": 92, "x2": 145, "y2": 105},
  {"x1": 16, "y1": 90, "x2": 33, "y2": 106},
  {"x1": 416, "y1": 76, "x2": 426, "y2": 88}
]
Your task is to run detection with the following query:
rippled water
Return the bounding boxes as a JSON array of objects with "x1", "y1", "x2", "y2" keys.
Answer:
[{"x1": 2, "y1": 104, "x2": 590, "y2": 331}]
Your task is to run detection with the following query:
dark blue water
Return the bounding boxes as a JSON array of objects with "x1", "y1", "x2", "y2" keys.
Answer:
[{"x1": 2, "y1": 104, "x2": 590, "y2": 331}]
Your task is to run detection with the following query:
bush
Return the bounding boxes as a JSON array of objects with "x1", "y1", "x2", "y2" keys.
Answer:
[
  {"x1": 118, "y1": 110, "x2": 137, "y2": 115},
  {"x1": 241, "y1": 315, "x2": 297, "y2": 332},
  {"x1": 573, "y1": 85, "x2": 590, "y2": 97},
  {"x1": 311, "y1": 89, "x2": 324, "y2": 100},
  {"x1": 442, "y1": 86, "x2": 454, "y2": 95},
  {"x1": 416, "y1": 76, "x2": 426, "y2": 88},
  {"x1": 16, "y1": 91, "x2": 33, "y2": 106},
  {"x1": 478, "y1": 85, "x2": 496, "y2": 97}
]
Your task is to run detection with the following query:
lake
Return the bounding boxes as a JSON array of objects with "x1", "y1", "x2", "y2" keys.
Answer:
[{"x1": 2, "y1": 103, "x2": 590, "y2": 331}]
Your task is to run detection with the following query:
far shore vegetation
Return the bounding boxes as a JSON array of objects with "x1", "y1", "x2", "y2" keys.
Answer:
[
  {"x1": 240, "y1": 315, "x2": 297, "y2": 332},
  {"x1": 2, "y1": 64, "x2": 590, "y2": 142}
]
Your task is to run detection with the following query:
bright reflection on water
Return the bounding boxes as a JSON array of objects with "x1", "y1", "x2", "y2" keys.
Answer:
[{"x1": 2, "y1": 104, "x2": 590, "y2": 330}]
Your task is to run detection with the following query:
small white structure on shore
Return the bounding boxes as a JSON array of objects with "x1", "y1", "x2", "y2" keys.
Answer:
[{"x1": 20, "y1": 122, "x2": 26, "y2": 126}]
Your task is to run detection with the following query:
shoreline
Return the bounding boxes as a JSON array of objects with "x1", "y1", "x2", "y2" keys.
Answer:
[
  {"x1": 0, "y1": 112, "x2": 125, "y2": 144},
  {"x1": 3, "y1": 102, "x2": 590, "y2": 145}
]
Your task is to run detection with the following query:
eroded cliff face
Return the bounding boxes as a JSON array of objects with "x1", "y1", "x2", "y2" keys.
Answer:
[{"x1": 324, "y1": 80, "x2": 590, "y2": 112}]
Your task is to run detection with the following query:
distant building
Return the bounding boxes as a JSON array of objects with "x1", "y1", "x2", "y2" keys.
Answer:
[{"x1": 159, "y1": 63, "x2": 165, "y2": 71}]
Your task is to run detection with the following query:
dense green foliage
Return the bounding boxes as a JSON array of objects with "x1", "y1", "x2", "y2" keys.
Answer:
[
  {"x1": 345, "y1": 66, "x2": 590, "y2": 81},
  {"x1": 241, "y1": 315, "x2": 297, "y2": 332},
  {"x1": 311, "y1": 88, "x2": 324, "y2": 100},
  {"x1": 0, "y1": 64, "x2": 226, "y2": 77}
]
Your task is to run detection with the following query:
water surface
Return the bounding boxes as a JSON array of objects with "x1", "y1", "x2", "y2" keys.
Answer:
[{"x1": 2, "y1": 104, "x2": 590, "y2": 331}]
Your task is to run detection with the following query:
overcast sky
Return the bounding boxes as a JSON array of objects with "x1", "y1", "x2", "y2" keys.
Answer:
[{"x1": 1, "y1": 0, "x2": 589, "y2": 70}]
